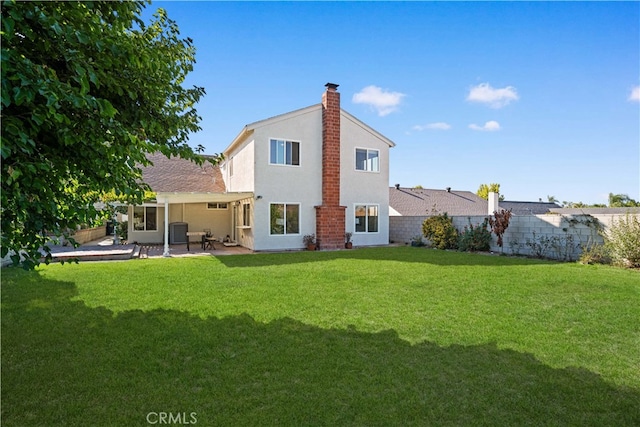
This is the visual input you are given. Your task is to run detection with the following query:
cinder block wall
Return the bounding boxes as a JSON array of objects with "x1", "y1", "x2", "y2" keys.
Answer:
[
  {"x1": 389, "y1": 216, "x2": 426, "y2": 244},
  {"x1": 390, "y1": 213, "x2": 635, "y2": 260}
]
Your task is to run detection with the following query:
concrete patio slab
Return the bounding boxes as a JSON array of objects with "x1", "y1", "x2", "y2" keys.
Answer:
[{"x1": 46, "y1": 236, "x2": 253, "y2": 263}]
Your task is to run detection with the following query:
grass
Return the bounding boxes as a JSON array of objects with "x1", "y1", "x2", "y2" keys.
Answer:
[{"x1": 2, "y1": 247, "x2": 640, "y2": 426}]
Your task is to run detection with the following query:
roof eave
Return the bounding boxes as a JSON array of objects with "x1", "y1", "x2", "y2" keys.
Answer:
[
  {"x1": 155, "y1": 191, "x2": 254, "y2": 204},
  {"x1": 223, "y1": 127, "x2": 254, "y2": 157}
]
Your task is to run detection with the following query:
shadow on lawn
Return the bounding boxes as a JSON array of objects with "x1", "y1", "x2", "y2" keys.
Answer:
[
  {"x1": 2, "y1": 273, "x2": 638, "y2": 426},
  {"x1": 219, "y1": 246, "x2": 558, "y2": 268}
]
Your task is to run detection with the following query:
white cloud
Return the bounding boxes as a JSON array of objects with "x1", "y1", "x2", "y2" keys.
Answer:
[
  {"x1": 352, "y1": 85, "x2": 406, "y2": 116},
  {"x1": 467, "y1": 83, "x2": 519, "y2": 108},
  {"x1": 469, "y1": 121, "x2": 501, "y2": 131},
  {"x1": 412, "y1": 122, "x2": 452, "y2": 131},
  {"x1": 629, "y1": 86, "x2": 640, "y2": 102}
]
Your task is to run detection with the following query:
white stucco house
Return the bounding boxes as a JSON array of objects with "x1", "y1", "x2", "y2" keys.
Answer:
[{"x1": 128, "y1": 83, "x2": 395, "y2": 254}]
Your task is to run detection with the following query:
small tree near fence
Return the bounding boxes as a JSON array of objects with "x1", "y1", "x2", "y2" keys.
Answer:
[{"x1": 488, "y1": 209, "x2": 513, "y2": 253}]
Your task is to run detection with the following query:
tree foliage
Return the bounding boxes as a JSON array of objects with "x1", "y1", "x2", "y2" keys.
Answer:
[
  {"x1": 608, "y1": 193, "x2": 640, "y2": 208},
  {"x1": 560, "y1": 193, "x2": 638, "y2": 208},
  {"x1": 477, "y1": 183, "x2": 504, "y2": 201},
  {"x1": 2, "y1": 1, "x2": 219, "y2": 268}
]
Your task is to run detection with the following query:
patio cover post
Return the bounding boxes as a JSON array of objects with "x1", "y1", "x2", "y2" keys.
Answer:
[{"x1": 163, "y1": 200, "x2": 170, "y2": 257}]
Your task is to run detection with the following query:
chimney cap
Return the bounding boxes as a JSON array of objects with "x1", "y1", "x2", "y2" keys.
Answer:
[
  {"x1": 446, "y1": 187, "x2": 451, "y2": 192},
  {"x1": 325, "y1": 82, "x2": 339, "y2": 91},
  {"x1": 395, "y1": 184, "x2": 400, "y2": 189}
]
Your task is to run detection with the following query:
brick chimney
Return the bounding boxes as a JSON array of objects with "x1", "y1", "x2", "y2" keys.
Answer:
[{"x1": 315, "y1": 83, "x2": 346, "y2": 250}]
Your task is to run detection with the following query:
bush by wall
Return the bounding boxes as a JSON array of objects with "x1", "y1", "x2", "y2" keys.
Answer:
[
  {"x1": 422, "y1": 213, "x2": 458, "y2": 250},
  {"x1": 458, "y1": 218, "x2": 492, "y2": 252},
  {"x1": 117, "y1": 220, "x2": 128, "y2": 242},
  {"x1": 605, "y1": 213, "x2": 640, "y2": 268},
  {"x1": 393, "y1": 212, "x2": 638, "y2": 264}
]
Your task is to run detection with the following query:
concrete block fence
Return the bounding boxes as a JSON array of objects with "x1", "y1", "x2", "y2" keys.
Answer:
[{"x1": 390, "y1": 213, "x2": 636, "y2": 261}]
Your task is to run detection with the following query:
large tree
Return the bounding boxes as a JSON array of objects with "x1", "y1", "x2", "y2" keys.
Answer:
[
  {"x1": 1, "y1": 0, "x2": 217, "y2": 268},
  {"x1": 608, "y1": 193, "x2": 640, "y2": 208},
  {"x1": 476, "y1": 183, "x2": 504, "y2": 201}
]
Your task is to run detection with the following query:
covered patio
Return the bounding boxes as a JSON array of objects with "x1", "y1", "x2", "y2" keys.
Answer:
[
  {"x1": 128, "y1": 191, "x2": 254, "y2": 257},
  {"x1": 126, "y1": 152, "x2": 256, "y2": 256}
]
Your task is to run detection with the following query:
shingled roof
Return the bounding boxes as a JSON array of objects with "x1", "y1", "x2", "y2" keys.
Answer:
[
  {"x1": 500, "y1": 201, "x2": 561, "y2": 215},
  {"x1": 389, "y1": 187, "x2": 487, "y2": 216},
  {"x1": 389, "y1": 187, "x2": 561, "y2": 216},
  {"x1": 549, "y1": 207, "x2": 639, "y2": 215},
  {"x1": 140, "y1": 152, "x2": 226, "y2": 193}
]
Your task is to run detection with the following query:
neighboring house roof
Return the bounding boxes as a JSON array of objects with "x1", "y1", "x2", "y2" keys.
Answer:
[
  {"x1": 500, "y1": 201, "x2": 561, "y2": 215},
  {"x1": 389, "y1": 187, "x2": 487, "y2": 216},
  {"x1": 549, "y1": 207, "x2": 640, "y2": 215},
  {"x1": 141, "y1": 152, "x2": 226, "y2": 193},
  {"x1": 224, "y1": 104, "x2": 395, "y2": 156},
  {"x1": 389, "y1": 187, "x2": 561, "y2": 216}
]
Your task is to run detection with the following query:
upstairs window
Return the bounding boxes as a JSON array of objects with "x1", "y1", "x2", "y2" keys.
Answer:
[
  {"x1": 355, "y1": 148, "x2": 379, "y2": 172},
  {"x1": 270, "y1": 139, "x2": 300, "y2": 166}
]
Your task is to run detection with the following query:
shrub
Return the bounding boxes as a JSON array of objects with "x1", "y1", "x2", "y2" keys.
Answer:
[
  {"x1": 422, "y1": 213, "x2": 458, "y2": 250},
  {"x1": 526, "y1": 231, "x2": 553, "y2": 259},
  {"x1": 550, "y1": 234, "x2": 579, "y2": 261},
  {"x1": 488, "y1": 208, "x2": 512, "y2": 251},
  {"x1": 458, "y1": 218, "x2": 492, "y2": 252},
  {"x1": 605, "y1": 213, "x2": 640, "y2": 268},
  {"x1": 579, "y1": 243, "x2": 610, "y2": 265},
  {"x1": 508, "y1": 238, "x2": 523, "y2": 256},
  {"x1": 116, "y1": 220, "x2": 128, "y2": 242},
  {"x1": 410, "y1": 235, "x2": 425, "y2": 247}
]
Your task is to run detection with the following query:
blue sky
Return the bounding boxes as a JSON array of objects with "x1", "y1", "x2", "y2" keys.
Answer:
[{"x1": 143, "y1": 1, "x2": 639, "y2": 205}]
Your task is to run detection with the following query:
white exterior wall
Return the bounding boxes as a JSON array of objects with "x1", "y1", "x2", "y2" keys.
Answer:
[
  {"x1": 223, "y1": 137, "x2": 257, "y2": 248},
  {"x1": 341, "y1": 112, "x2": 391, "y2": 247},
  {"x1": 224, "y1": 139, "x2": 255, "y2": 193},
  {"x1": 252, "y1": 107, "x2": 323, "y2": 251},
  {"x1": 222, "y1": 105, "x2": 393, "y2": 252}
]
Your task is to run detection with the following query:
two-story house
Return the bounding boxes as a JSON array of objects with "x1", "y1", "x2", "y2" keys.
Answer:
[{"x1": 128, "y1": 83, "x2": 395, "y2": 254}]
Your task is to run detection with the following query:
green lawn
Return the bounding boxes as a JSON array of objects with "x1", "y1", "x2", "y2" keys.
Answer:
[{"x1": 2, "y1": 247, "x2": 639, "y2": 426}]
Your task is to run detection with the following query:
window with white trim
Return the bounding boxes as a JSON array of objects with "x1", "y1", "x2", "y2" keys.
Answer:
[
  {"x1": 133, "y1": 206, "x2": 157, "y2": 231},
  {"x1": 207, "y1": 202, "x2": 228, "y2": 210},
  {"x1": 270, "y1": 139, "x2": 300, "y2": 166},
  {"x1": 355, "y1": 204, "x2": 378, "y2": 233},
  {"x1": 242, "y1": 203, "x2": 251, "y2": 227},
  {"x1": 270, "y1": 203, "x2": 300, "y2": 235},
  {"x1": 355, "y1": 148, "x2": 379, "y2": 172}
]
